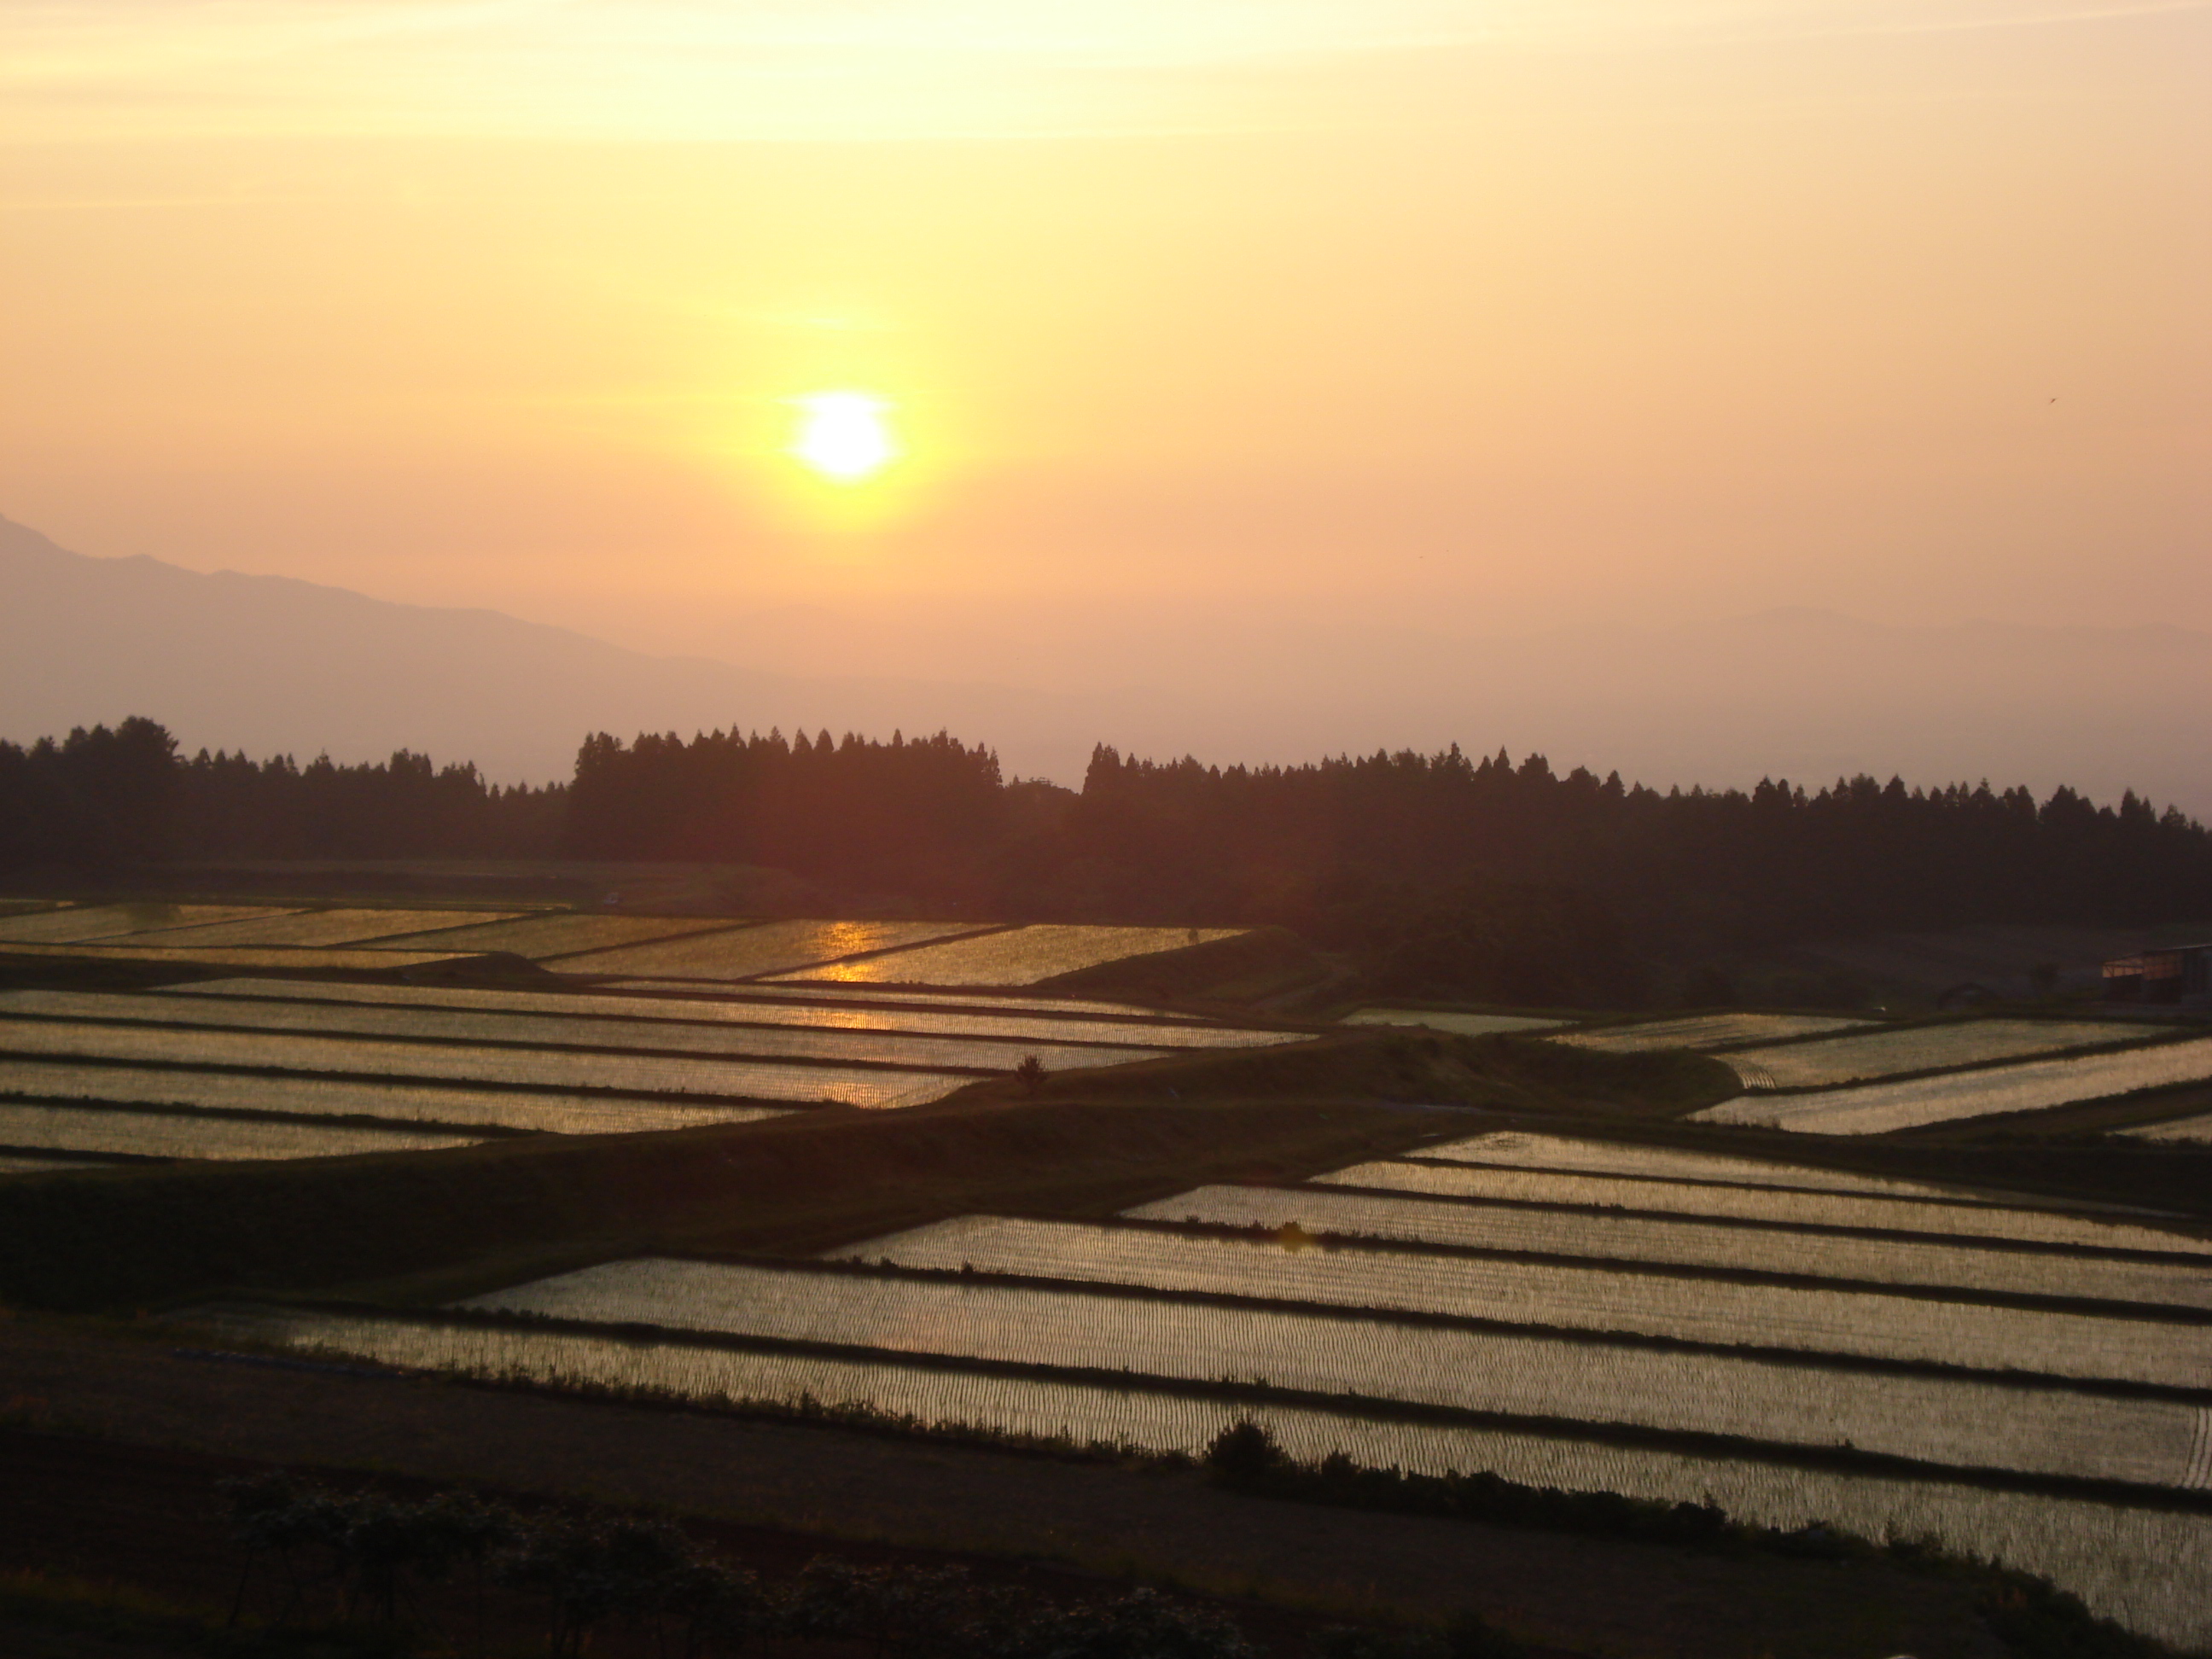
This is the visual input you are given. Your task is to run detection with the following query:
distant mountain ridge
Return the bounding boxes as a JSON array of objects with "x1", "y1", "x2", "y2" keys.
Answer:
[{"x1": 5, "y1": 513, "x2": 2209, "y2": 815}]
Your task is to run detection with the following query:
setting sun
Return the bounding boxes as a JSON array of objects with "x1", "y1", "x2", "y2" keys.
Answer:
[{"x1": 790, "y1": 392, "x2": 899, "y2": 484}]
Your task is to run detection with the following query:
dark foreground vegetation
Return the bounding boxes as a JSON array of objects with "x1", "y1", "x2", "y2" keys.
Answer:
[
  {"x1": 1199, "y1": 1423, "x2": 2168, "y2": 1659},
  {"x1": 5, "y1": 716, "x2": 2209, "y2": 1004}
]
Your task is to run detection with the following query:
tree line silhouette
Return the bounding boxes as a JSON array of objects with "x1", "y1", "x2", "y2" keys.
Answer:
[{"x1": 5, "y1": 716, "x2": 2208, "y2": 1002}]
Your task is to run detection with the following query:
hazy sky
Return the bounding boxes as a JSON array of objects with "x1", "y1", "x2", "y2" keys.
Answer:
[{"x1": 4, "y1": 0, "x2": 2206, "y2": 669}]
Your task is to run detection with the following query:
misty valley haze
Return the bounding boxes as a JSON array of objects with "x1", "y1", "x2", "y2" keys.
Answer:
[{"x1": 6, "y1": 514, "x2": 2209, "y2": 818}]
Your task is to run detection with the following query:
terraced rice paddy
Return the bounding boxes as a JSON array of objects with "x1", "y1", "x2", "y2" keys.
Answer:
[
  {"x1": 374, "y1": 912, "x2": 739, "y2": 958},
  {"x1": 1343, "y1": 1008, "x2": 1568, "y2": 1036},
  {"x1": 1724, "y1": 1020, "x2": 2160, "y2": 1090},
  {"x1": 1694, "y1": 1037, "x2": 2212, "y2": 1135},
  {"x1": 0, "y1": 989, "x2": 1173, "y2": 1077},
  {"x1": 1557, "y1": 1013, "x2": 1873, "y2": 1052},
  {"x1": 1413, "y1": 1131, "x2": 1982, "y2": 1201},
  {"x1": 830, "y1": 1214, "x2": 2212, "y2": 1388},
  {"x1": 183, "y1": 1301, "x2": 2212, "y2": 1649},
  {"x1": 138, "y1": 907, "x2": 527, "y2": 947},
  {"x1": 771, "y1": 925, "x2": 1244, "y2": 987},
  {"x1": 0, "y1": 943, "x2": 478, "y2": 970},
  {"x1": 1123, "y1": 1185, "x2": 2212, "y2": 1312},
  {"x1": 553, "y1": 920, "x2": 981, "y2": 980},
  {"x1": 612, "y1": 982, "x2": 1160, "y2": 1018},
  {"x1": 0, "y1": 1101, "x2": 480, "y2": 1161},
  {"x1": 166, "y1": 978, "x2": 1281, "y2": 1051},
  {"x1": 1312, "y1": 1158, "x2": 2212, "y2": 1255},
  {"x1": 0, "y1": 903, "x2": 294, "y2": 944},
  {"x1": 0, "y1": 1016, "x2": 968, "y2": 1109},
  {"x1": 0, "y1": 1057, "x2": 791, "y2": 1135},
  {"x1": 2128, "y1": 1113, "x2": 2212, "y2": 1144},
  {"x1": 453, "y1": 1257, "x2": 2203, "y2": 1489}
]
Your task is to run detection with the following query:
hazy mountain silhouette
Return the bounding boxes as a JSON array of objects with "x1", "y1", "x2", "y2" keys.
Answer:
[{"x1": 6, "y1": 514, "x2": 2209, "y2": 814}]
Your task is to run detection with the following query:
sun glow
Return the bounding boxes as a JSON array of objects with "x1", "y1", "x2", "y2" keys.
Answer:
[{"x1": 790, "y1": 392, "x2": 899, "y2": 483}]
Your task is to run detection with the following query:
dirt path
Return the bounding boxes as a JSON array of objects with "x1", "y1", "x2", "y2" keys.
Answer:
[{"x1": 0, "y1": 1317, "x2": 2004, "y2": 1659}]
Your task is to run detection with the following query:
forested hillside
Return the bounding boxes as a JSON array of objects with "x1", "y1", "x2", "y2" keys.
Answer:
[{"x1": 4, "y1": 716, "x2": 2208, "y2": 1004}]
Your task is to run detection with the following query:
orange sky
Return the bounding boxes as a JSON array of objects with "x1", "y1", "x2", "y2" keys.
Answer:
[{"x1": 3, "y1": 0, "x2": 2206, "y2": 671}]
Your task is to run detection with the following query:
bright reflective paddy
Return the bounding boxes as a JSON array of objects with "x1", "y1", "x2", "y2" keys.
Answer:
[
  {"x1": 451, "y1": 1257, "x2": 2204, "y2": 1490},
  {"x1": 0, "y1": 1057, "x2": 794, "y2": 1135},
  {"x1": 553, "y1": 919, "x2": 983, "y2": 980},
  {"x1": 1123, "y1": 1185, "x2": 2212, "y2": 1312},
  {"x1": 165, "y1": 978, "x2": 1284, "y2": 1051},
  {"x1": 1724, "y1": 1019, "x2": 2163, "y2": 1089},
  {"x1": 0, "y1": 1016, "x2": 969, "y2": 1108},
  {"x1": 769, "y1": 925, "x2": 1243, "y2": 987},
  {"x1": 184, "y1": 1301, "x2": 2212, "y2": 1649},
  {"x1": 0, "y1": 1100, "x2": 481, "y2": 1160},
  {"x1": 1695, "y1": 1037, "x2": 2212, "y2": 1134},
  {"x1": 830, "y1": 1214, "x2": 2212, "y2": 1388},
  {"x1": 1412, "y1": 1130, "x2": 1983, "y2": 1201},
  {"x1": 1310, "y1": 1158, "x2": 2212, "y2": 1255}
]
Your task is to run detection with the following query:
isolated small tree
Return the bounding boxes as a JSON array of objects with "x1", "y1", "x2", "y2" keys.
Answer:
[{"x1": 1015, "y1": 1055, "x2": 1048, "y2": 1097}]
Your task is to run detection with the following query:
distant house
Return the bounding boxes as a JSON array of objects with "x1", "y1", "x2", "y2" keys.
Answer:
[{"x1": 2103, "y1": 944, "x2": 2212, "y2": 1004}]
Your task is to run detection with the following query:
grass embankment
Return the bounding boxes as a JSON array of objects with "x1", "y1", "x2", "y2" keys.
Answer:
[
  {"x1": 1044, "y1": 926, "x2": 1340, "y2": 1007},
  {"x1": 996, "y1": 1028, "x2": 1741, "y2": 1120},
  {"x1": 0, "y1": 1032, "x2": 1728, "y2": 1313}
]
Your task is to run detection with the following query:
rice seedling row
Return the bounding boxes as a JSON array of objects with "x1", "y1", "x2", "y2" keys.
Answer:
[
  {"x1": 1695, "y1": 1037, "x2": 2212, "y2": 1135},
  {"x1": 1313, "y1": 1159, "x2": 2212, "y2": 1257},
  {"x1": 0, "y1": 990, "x2": 1175, "y2": 1075},
  {"x1": 1414, "y1": 1131, "x2": 1983, "y2": 1202},
  {"x1": 1342, "y1": 1009, "x2": 1569, "y2": 1036},
  {"x1": 2127, "y1": 1113, "x2": 2212, "y2": 1144},
  {"x1": 0, "y1": 1057, "x2": 794, "y2": 1136},
  {"x1": 181, "y1": 1301, "x2": 2212, "y2": 1650},
  {"x1": 166, "y1": 977, "x2": 1284, "y2": 1051},
  {"x1": 371, "y1": 912, "x2": 745, "y2": 958},
  {"x1": 1556, "y1": 1013, "x2": 1872, "y2": 1053},
  {"x1": 0, "y1": 1016, "x2": 969, "y2": 1109},
  {"x1": 768, "y1": 925, "x2": 1245, "y2": 987},
  {"x1": 0, "y1": 1100, "x2": 482, "y2": 1161},
  {"x1": 138, "y1": 907, "x2": 530, "y2": 948},
  {"x1": 830, "y1": 1214, "x2": 2212, "y2": 1390},
  {"x1": 0, "y1": 903, "x2": 297, "y2": 945},
  {"x1": 1123, "y1": 1186, "x2": 2212, "y2": 1313},
  {"x1": 457, "y1": 1256, "x2": 2203, "y2": 1490},
  {"x1": 554, "y1": 920, "x2": 988, "y2": 980},
  {"x1": 1725, "y1": 1020, "x2": 2166, "y2": 1090}
]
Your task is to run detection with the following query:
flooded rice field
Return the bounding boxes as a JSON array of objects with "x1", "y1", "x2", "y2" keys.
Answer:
[
  {"x1": 1723, "y1": 1019, "x2": 2163, "y2": 1090},
  {"x1": 1557, "y1": 1013, "x2": 1871, "y2": 1052},
  {"x1": 769, "y1": 925, "x2": 1243, "y2": 987},
  {"x1": 0, "y1": 1099, "x2": 481, "y2": 1160}
]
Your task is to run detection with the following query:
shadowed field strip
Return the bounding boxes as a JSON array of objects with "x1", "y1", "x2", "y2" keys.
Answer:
[
  {"x1": 829, "y1": 1214, "x2": 2212, "y2": 1388},
  {"x1": 371, "y1": 912, "x2": 744, "y2": 958},
  {"x1": 2129, "y1": 1113, "x2": 2212, "y2": 1144},
  {"x1": 0, "y1": 1057, "x2": 793, "y2": 1135},
  {"x1": 452, "y1": 1257, "x2": 2207, "y2": 1490},
  {"x1": 768, "y1": 925, "x2": 1245, "y2": 987},
  {"x1": 1694, "y1": 1037, "x2": 2212, "y2": 1134},
  {"x1": 1125, "y1": 1186, "x2": 2212, "y2": 1313},
  {"x1": 0, "y1": 990, "x2": 1181, "y2": 1075},
  {"x1": 1343, "y1": 1009, "x2": 1569, "y2": 1036},
  {"x1": 1724, "y1": 1020, "x2": 2165, "y2": 1090},
  {"x1": 1313, "y1": 1159, "x2": 2212, "y2": 1255},
  {"x1": 0, "y1": 1017, "x2": 968, "y2": 1109},
  {"x1": 165, "y1": 978, "x2": 1283, "y2": 1051},
  {"x1": 1557, "y1": 1013, "x2": 1871, "y2": 1053},
  {"x1": 0, "y1": 903, "x2": 296, "y2": 944},
  {"x1": 131, "y1": 907, "x2": 531, "y2": 947},
  {"x1": 1415, "y1": 1131, "x2": 1984, "y2": 1201},
  {"x1": 187, "y1": 1301, "x2": 2212, "y2": 1650},
  {"x1": 553, "y1": 919, "x2": 985, "y2": 979},
  {"x1": 0, "y1": 1100, "x2": 480, "y2": 1161},
  {"x1": 0, "y1": 1153, "x2": 116, "y2": 1174},
  {"x1": 606, "y1": 981, "x2": 1161, "y2": 1018}
]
